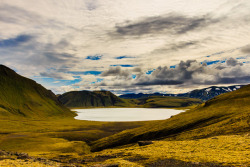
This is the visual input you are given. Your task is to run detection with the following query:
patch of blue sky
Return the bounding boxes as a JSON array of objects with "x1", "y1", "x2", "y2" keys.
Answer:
[
  {"x1": 86, "y1": 54, "x2": 102, "y2": 60},
  {"x1": 205, "y1": 51, "x2": 225, "y2": 58},
  {"x1": 236, "y1": 57, "x2": 246, "y2": 59},
  {"x1": 96, "y1": 78, "x2": 103, "y2": 82},
  {"x1": 146, "y1": 69, "x2": 155, "y2": 75},
  {"x1": 68, "y1": 71, "x2": 102, "y2": 75},
  {"x1": 110, "y1": 64, "x2": 135, "y2": 67},
  {"x1": 91, "y1": 78, "x2": 104, "y2": 84},
  {"x1": 115, "y1": 55, "x2": 135, "y2": 59},
  {"x1": 202, "y1": 59, "x2": 227, "y2": 65},
  {"x1": 205, "y1": 60, "x2": 220, "y2": 65}
]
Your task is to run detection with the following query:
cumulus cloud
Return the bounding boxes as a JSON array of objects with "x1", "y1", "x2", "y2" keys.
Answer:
[
  {"x1": 98, "y1": 58, "x2": 250, "y2": 90},
  {"x1": 226, "y1": 57, "x2": 243, "y2": 66},
  {"x1": 136, "y1": 58, "x2": 249, "y2": 86},
  {"x1": 101, "y1": 66, "x2": 130, "y2": 78}
]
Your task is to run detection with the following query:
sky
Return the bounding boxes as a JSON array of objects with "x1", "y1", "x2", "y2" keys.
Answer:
[{"x1": 0, "y1": 0, "x2": 250, "y2": 95}]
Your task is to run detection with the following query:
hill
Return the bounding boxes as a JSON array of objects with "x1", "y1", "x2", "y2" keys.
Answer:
[
  {"x1": 138, "y1": 96, "x2": 202, "y2": 108},
  {"x1": 91, "y1": 84, "x2": 250, "y2": 151},
  {"x1": 119, "y1": 85, "x2": 244, "y2": 101},
  {"x1": 0, "y1": 65, "x2": 75, "y2": 118},
  {"x1": 58, "y1": 90, "x2": 131, "y2": 108}
]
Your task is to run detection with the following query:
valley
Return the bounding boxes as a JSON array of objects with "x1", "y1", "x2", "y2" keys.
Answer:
[{"x1": 0, "y1": 65, "x2": 249, "y2": 167}]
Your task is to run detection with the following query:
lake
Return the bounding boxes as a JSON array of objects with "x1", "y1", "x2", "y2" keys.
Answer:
[{"x1": 74, "y1": 108, "x2": 184, "y2": 122}]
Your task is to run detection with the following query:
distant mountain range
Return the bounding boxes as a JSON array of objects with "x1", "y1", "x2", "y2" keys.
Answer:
[
  {"x1": 0, "y1": 65, "x2": 75, "y2": 118},
  {"x1": 58, "y1": 90, "x2": 203, "y2": 108},
  {"x1": 119, "y1": 85, "x2": 244, "y2": 101}
]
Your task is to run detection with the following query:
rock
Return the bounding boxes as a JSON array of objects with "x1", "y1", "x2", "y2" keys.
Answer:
[
  {"x1": 16, "y1": 153, "x2": 30, "y2": 159},
  {"x1": 68, "y1": 158, "x2": 85, "y2": 164},
  {"x1": 138, "y1": 141, "x2": 153, "y2": 146},
  {"x1": 92, "y1": 164, "x2": 119, "y2": 167},
  {"x1": 0, "y1": 150, "x2": 8, "y2": 156}
]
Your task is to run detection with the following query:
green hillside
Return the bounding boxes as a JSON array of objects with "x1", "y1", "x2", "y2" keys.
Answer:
[
  {"x1": 91, "y1": 84, "x2": 250, "y2": 151},
  {"x1": 58, "y1": 90, "x2": 133, "y2": 108},
  {"x1": 0, "y1": 65, "x2": 75, "y2": 118},
  {"x1": 139, "y1": 96, "x2": 202, "y2": 108}
]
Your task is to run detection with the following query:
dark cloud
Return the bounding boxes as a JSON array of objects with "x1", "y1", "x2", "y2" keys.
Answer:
[
  {"x1": 40, "y1": 72, "x2": 66, "y2": 80},
  {"x1": 101, "y1": 66, "x2": 130, "y2": 78},
  {"x1": 152, "y1": 41, "x2": 200, "y2": 54},
  {"x1": 134, "y1": 58, "x2": 249, "y2": 86},
  {"x1": 0, "y1": 35, "x2": 77, "y2": 71},
  {"x1": 135, "y1": 79, "x2": 183, "y2": 86},
  {"x1": 241, "y1": 45, "x2": 250, "y2": 54},
  {"x1": 132, "y1": 67, "x2": 142, "y2": 73},
  {"x1": 216, "y1": 76, "x2": 250, "y2": 84},
  {"x1": 39, "y1": 70, "x2": 77, "y2": 80},
  {"x1": 112, "y1": 14, "x2": 219, "y2": 38},
  {"x1": 0, "y1": 34, "x2": 33, "y2": 47},
  {"x1": 135, "y1": 60, "x2": 204, "y2": 86},
  {"x1": 43, "y1": 52, "x2": 75, "y2": 63},
  {"x1": 226, "y1": 57, "x2": 243, "y2": 66}
]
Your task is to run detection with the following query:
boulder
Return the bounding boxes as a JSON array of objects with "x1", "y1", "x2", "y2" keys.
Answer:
[{"x1": 138, "y1": 141, "x2": 153, "y2": 146}]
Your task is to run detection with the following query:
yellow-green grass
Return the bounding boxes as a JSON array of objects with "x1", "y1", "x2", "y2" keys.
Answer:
[
  {"x1": 141, "y1": 96, "x2": 202, "y2": 108},
  {"x1": 84, "y1": 134, "x2": 250, "y2": 167},
  {"x1": 0, "y1": 117, "x2": 147, "y2": 160},
  {"x1": 90, "y1": 85, "x2": 250, "y2": 151},
  {"x1": 0, "y1": 159, "x2": 60, "y2": 167}
]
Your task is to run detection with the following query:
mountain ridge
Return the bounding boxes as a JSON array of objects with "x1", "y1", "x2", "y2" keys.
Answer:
[
  {"x1": 0, "y1": 64, "x2": 75, "y2": 118},
  {"x1": 119, "y1": 85, "x2": 244, "y2": 101}
]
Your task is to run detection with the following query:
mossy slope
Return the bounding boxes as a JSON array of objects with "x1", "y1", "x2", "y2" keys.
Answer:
[
  {"x1": 0, "y1": 65, "x2": 75, "y2": 118},
  {"x1": 91, "y1": 84, "x2": 250, "y2": 151}
]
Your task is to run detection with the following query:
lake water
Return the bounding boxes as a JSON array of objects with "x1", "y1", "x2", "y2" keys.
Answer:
[{"x1": 74, "y1": 108, "x2": 184, "y2": 122}]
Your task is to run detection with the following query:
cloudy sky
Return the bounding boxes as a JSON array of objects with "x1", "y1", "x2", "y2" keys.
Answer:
[{"x1": 1, "y1": 0, "x2": 250, "y2": 95}]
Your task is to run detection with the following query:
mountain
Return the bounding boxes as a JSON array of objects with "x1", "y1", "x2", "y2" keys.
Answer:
[
  {"x1": 0, "y1": 65, "x2": 75, "y2": 118},
  {"x1": 58, "y1": 90, "x2": 129, "y2": 108},
  {"x1": 91, "y1": 84, "x2": 250, "y2": 151},
  {"x1": 119, "y1": 85, "x2": 244, "y2": 101}
]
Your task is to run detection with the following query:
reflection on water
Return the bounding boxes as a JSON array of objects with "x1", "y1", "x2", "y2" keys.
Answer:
[{"x1": 74, "y1": 108, "x2": 184, "y2": 122}]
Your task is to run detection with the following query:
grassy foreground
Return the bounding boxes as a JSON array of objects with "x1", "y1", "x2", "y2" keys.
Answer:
[
  {"x1": 83, "y1": 134, "x2": 250, "y2": 167},
  {"x1": 0, "y1": 116, "x2": 149, "y2": 162}
]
